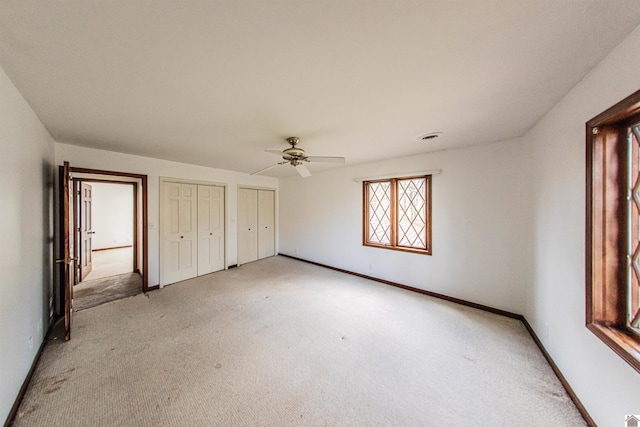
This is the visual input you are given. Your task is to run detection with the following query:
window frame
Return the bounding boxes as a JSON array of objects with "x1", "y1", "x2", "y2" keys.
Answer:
[
  {"x1": 586, "y1": 89, "x2": 640, "y2": 374},
  {"x1": 362, "y1": 175, "x2": 432, "y2": 255}
]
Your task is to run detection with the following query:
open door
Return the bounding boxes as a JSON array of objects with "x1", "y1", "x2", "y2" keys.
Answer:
[
  {"x1": 79, "y1": 182, "x2": 93, "y2": 281},
  {"x1": 59, "y1": 161, "x2": 75, "y2": 340}
]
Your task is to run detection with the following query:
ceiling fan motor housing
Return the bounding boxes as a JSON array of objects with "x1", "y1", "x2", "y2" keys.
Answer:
[{"x1": 283, "y1": 147, "x2": 306, "y2": 158}]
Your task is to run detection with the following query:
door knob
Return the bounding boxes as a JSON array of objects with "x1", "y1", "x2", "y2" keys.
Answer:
[{"x1": 180, "y1": 236, "x2": 184, "y2": 239}]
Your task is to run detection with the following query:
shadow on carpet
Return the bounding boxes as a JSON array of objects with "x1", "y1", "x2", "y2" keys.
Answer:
[{"x1": 73, "y1": 272, "x2": 142, "y2": 311}]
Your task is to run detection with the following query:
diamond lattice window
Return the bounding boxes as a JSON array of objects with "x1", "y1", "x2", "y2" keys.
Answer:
[
  {"x1": 367, "y1": 181, "x2": 391, "y2": 245},
  {"x1": 586, "y1": 89, "x2": 640, "y2": 375},
  {"x1": 629, "y1": 124, "x2": 640, "y2": 334},
  {"x1": 363, "y1": 176, "x2": 431, "y2": 254},
  {"x1": 397, "y1": 178, "x2": 427, "y2": 248}
]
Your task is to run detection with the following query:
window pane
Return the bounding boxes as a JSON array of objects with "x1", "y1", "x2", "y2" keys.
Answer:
[
  {"x1": 368, "y1": 181, "x2": 391, "y2": 245},
  {"x1": 630, "y1": 125, "x2": 640, "y2": 333},
  {"x1": 396, "y1": 178, "x2": 426, "y2": 249}
]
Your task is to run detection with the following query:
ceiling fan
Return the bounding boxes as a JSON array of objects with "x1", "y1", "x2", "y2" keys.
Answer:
[{"x1": 252, "y1": 137, "x2": 346, "y2": 178}]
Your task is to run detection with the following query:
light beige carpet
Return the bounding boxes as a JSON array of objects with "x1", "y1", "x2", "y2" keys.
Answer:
[
  {"x1": 12, "y1": 256, "x2": 585, "y2": 426},
  {"x1": 84, "y1": 247, "x2": 133, "y2": 281}
]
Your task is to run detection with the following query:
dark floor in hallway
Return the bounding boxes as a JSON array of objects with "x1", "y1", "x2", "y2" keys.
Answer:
[{"x1": 73, "y1": 272, "x2": 142, "y2": 311}]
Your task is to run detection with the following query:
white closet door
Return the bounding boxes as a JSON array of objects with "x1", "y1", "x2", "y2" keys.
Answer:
[
  {"x1": 197, "y1": 185, "x2": 225, "y2": 275},
  {"x1": 258, "y1": 190, "x2": 275, "y2": 259},
  {"x1": 161, "y1": 182, "x2": 198, "y2": 285},
  {"x1": 237, "y1": 188, "x2": 258, "y2": 265}
]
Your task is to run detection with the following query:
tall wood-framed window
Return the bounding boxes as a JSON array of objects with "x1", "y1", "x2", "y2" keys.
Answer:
[
  {"x1": 363, "y1": 175, "x2": 432, "y2": 255},
  {"x1": 586, "y1": 89, "x2": 640, "y2": 374}
]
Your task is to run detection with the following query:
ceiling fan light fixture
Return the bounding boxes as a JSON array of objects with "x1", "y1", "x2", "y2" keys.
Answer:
[
  {"x1": 283, "y1": 147, "x2": 305, "y2": 157},
  {"x1": 252, "y1": 136, "x2": 345, "y2": 177}
]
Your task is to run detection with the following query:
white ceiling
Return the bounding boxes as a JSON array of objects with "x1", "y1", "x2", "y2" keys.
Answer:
[{"x1": 1, "y1": 1, "x2": 640, "y2": 177}]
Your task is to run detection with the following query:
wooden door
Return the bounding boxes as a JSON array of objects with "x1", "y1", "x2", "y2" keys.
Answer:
[
  {"x1": 197, "y1": 185, "x2": 225, "y2": 275},
  {"x1": 161, "y1": 182, "x2": 198, "y2": 285},
  {"x1": 60, "y1": 161, "x2": 75, "y2": 340},
  {"x1": 237, "y1": 188, "x2": 258, "y2": 265},
  {"x1": 258, "y1": 190, "x2": 275, "y2": 259},
  {"x1": 79, "y1": 182, "x2": 93, "y2": 281}
]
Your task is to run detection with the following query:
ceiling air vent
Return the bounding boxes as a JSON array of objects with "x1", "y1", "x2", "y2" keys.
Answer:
[{"x1": 418, "y1": 132, "x2": 443, "y2": 141}]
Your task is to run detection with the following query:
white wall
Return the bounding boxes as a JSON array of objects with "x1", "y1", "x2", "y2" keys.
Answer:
[
  {"x1": 279, "y1": 138, "x2": 532, "y2": 315},
  {"x1": 3, "y1": 20, "x2": 637, "y2": 426},
  {"x1": 279, "y1": 23, "x2": 640, "y2": 424},
  {"x1": 90, "y1": 183, "x2": 134, "y2": 250},
  {"x1": 0, "y1": 65, "x2": 55, "y2": 423},
  {"x1": 55, "y1": 143, "x2": 278, "y2": 287},
  {"x1": 524, "y1": 25, "x2": 640, "y2": 425}
]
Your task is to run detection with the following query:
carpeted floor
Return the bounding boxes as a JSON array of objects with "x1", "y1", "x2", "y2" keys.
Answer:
[
  {"x1": 12, "y1": 256, "x2": 585, "y2": 426},
  {"x1": 83, "y1": 247, "x2": 133, "y2": 281},
  {"x1": 73, "y1": 272, "x2": 142, "y2": 311}
]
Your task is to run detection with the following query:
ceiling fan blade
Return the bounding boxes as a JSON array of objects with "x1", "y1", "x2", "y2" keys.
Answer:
[
  {"x1": 295, "y1": 164, "x2": 311, "y2": 178},
  {"x1": 306, "y1": 156, "x2": 346, "y2": 164},
  {"x1": 265, "y1": 149, "x2": 284, "y2": 156},
  {"x1": 251, "y1": 162, "x2": 284, "y2": 175}
]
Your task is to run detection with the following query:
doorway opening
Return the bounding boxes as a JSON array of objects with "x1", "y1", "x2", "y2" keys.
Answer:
[
  {"x1": 57, "y1": 165, "x2": 150, "y2": 331},
  {"x1": 73, "y1": 179, "x2": 140, "y2": 311}
]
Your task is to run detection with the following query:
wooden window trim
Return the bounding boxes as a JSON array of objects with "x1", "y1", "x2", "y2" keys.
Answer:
[
  {"x1": 363, "y1": 175, "x2": 432, "y2": 255},
  {"x1": 586, "y1": 89, "x2": 640, "y2": 374}
]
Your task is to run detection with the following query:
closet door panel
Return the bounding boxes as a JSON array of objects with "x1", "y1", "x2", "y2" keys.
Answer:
[
  {"x1": 161, "y1": 182, "x2": 198, "y2": 285},
  {"x1": 258, "y1": 190, "x2": 275, "y2": 259},
  {"x1": 238, "y1": 188, "x2": 258, "y2": 265},
  {"x1": 198, "y1": 185, "x2": 225, "y2": 275},
  {"x1": 179, "y1": 184, "x2": 198, "y2": 280},
  {"x1": 161, "y1": 182, "x2": 182, "y2": 285}
]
